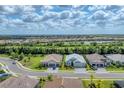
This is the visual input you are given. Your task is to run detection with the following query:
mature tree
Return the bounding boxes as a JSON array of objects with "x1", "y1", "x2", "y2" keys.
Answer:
[
  {"x1": 89, "y1": 74, "x2": 96, "y2": 88},
  {"x1": 96, "y1": 80, "x2": 102, "y2": 88},
  {"x1": 18, "y1": 52, "x2": 24, "y2": 61}
]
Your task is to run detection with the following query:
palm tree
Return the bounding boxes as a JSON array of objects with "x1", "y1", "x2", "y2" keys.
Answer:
[
  {"x1": 89, "y1": 74, "x2": 96, "y2": 88},
  {"x1": 96, "y1": 80, "x2": 102, "y2": 88}
]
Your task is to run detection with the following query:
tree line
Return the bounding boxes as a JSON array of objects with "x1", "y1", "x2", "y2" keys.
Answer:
[{"x1": 0, "y1": 44, "x2": 124, "y2": 55}]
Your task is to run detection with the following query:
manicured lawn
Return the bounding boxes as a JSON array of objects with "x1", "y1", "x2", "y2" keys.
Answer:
[
  {"x1": 82, "y1": 79, "x2": 114, "y2": 88},
  {"x1": 106, "y1": 67, "x2": 124, "y2": 72},
  {"x1": 0, "y1": 54, "x2": 9, "y2": 57},
  {"x1": 20, "y1": 55, "x2": 46, "y2": 70}
]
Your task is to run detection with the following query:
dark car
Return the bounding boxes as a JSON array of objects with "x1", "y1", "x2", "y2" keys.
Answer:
[{"x1": 12, "y1": 62, "x2": 16, "y2": 64}]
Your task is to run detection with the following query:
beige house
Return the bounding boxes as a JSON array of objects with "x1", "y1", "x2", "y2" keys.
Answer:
[
  {"x1": 0, "y1": 75, "x2": 39, "y2": 88},
  {"x1": 86, "y1": 53, "x2": 107, "y2": 68},
  {"x1": 42, "y1": 54, "x2": 62, "y2": 68}
]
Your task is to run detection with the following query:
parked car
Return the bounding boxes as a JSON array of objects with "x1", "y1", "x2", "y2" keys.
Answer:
[
  {"x1": 0, "y1": 73, "x2": 11, "y2": 77},
  {"x1": 12, "y1": 62, "x2": 16, "y2": 64}
]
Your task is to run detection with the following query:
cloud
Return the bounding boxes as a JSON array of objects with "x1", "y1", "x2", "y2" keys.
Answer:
[
  {"x1": 0, "y1": 5, "x2": 35, "y2": 15},
  {"x1": 88, "y1": 5, "x2": 122, "y2": 12},
  {"x1": 40, "y1": 5, "x2": 53, "y2": 13},
  {"x1": 22, "y1": 12, "x2": 42, "y2": 22},
  {"x1": 59, "y1": 11, "x2": 70, "y2": 19},
  {"x1": 41, "y1": 12, "x2": 58, "y2": 21},
  {"x1": 0, "y1": 6, "x2": 16, "y2": 15},
  {"x1": 88, "y1": 10, "x2": 110, "y2": 20},
  {"x1": 1, "y1": 5, "x2": 124, "y2": 34}
]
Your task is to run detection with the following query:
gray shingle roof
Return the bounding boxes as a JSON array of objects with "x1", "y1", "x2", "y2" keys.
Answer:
[
  {"x1": 105, "y1": 54, "x2": 124, "y2": 62},
  {"x1": 66, "y1": 54, "x2": 86, "y2": 63},
  {"x1": 115, "y1": 80, "x2": 124, "y2": 88}
]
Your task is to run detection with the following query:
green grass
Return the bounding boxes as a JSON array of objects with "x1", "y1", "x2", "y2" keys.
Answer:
[
  {"x1": 20, "y1": 55, "x2": 46, "y2": 70},
  {"x1": 106, "y1": 67, "x2": 124, "y2": 72},
  {"x1": 0, "y1": 76, "x2": 10, "y2": 83},
  {"x1": 0, "y1": 69, "x2": 5, "y2": 74},
  {"x1": 82, "y1": 79, "x2": 115, "y2": 88},
  {"x1": 0, "y1": 54, "x2": 9, "y2": 57}
]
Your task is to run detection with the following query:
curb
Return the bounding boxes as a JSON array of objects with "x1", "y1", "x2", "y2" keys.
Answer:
[{"x1": 0, "y1": 63, "x2": 18, "y2": 76}]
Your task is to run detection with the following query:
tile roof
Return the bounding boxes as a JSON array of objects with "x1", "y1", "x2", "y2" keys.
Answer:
[
  {"x1": 44, "y1": 76, "x2": 82, "y2": 88},
  {"x1": 0, "y1": 75, "x2": 39, "y2": 88},
  {"x1": 115, "y1": 80, "x2": 124, "y2": 88},
  {"x1": 86, "y1": 53, "x2": 106, "y2": 63},
  {"x1": 42, "y1": 54, "x2": 62, "y2": 63}
]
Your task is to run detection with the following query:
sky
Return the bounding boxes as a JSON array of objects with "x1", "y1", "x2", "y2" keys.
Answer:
[{"x1": 0, "y1": 5, "x2": 124, "y2": 35}]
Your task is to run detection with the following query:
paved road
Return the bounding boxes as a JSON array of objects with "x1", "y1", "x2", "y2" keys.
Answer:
[{"x1": 0, "y1": 57, "x2": 124, "y2": 78}]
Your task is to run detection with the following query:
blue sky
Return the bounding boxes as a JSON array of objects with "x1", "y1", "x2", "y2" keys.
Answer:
[{"x1": 0, "y1": 5, "x2": 124, "y2": 35}]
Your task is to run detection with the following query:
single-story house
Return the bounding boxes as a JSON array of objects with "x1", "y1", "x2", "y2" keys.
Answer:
[
  {"x1": 114, "y1": 80, "x2": 124, "y2": 88},
  {"x1": 0, "y1": 75, "x2": 39, "y2": 88},
  {"x1": 65, "y1": 54, "x2": 86, "y2": 68},
  {"x1": 105, "y1": 54, "x2": 124, "y2": 65},
  {"x1": 86, "y1": 53, "x2": 107, "y2": 68},
  {"x1": 42, "y1": 54, "x2": 62, "y2": 68},
  {"x1": 44, "y1": 76, "x2": 82, "y2": 88}
]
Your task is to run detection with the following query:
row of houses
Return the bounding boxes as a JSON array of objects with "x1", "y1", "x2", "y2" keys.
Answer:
[
  {"x1": 42, "y1": 54, "x2": 87, "y2": 68},
  {"x1": 41, "y1": 53, "x2": 124, "y2": 68}
]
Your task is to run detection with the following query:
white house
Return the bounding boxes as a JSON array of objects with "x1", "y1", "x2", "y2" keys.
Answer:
[
  {"x1": 105, "y1": 54, "x2": 124, "y2": 65},
  {"x1": 65, "y1": 54, "x2": 86, "y2": 68}
]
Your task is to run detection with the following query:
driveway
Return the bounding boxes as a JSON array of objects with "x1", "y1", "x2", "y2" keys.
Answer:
[
  {"x1": 74, "y1": 68, "x2": 87, "y2": 73},
  {"x1": 47, "y1": 68, "x2": 59, "y2": 73},
  {"x1": 95, "y1": 68, "x2": 108, "y2": 73}
]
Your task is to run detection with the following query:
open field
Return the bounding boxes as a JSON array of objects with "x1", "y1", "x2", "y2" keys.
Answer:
[{"x1": 1, "y1": 35, "x2": 124, "y2": 44}]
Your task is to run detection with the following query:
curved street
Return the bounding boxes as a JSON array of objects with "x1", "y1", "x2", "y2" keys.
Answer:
[{"x1": 0, "y1": 57, "x2": 124, "y2": 78}]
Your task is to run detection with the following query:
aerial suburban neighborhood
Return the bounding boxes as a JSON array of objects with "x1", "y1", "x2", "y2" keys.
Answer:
[
  {"x1": 1, "y1": 35, "x2": 124, "y2": 88},
  {"x1": 1, "y1": 5, "x2": 124, "y2": 88}
]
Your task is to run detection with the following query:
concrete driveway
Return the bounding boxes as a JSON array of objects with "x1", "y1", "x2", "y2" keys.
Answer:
[
  {"x1": 74, "y1": 68, "x2": 87, "y2": 73},
  {"x1": 95, "y1": 68, "x2": 108, "y2": 73},
  {"x1": 47, "y1": 68, "x2": 59, "y2": 73}
]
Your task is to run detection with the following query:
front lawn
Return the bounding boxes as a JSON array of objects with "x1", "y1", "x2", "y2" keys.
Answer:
[
  {"x1": 20, "y1": 55, "x2": 46, "y2": 70},
  {"x1": 0, "y1": 54, "x2": 9, "y2": 58},
  {"x1": 82, "y1": 79, "x2": 114, "y2": 88},
  {"x1": 106, "y1": 67, "x2": 124, "y2": 72}
]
